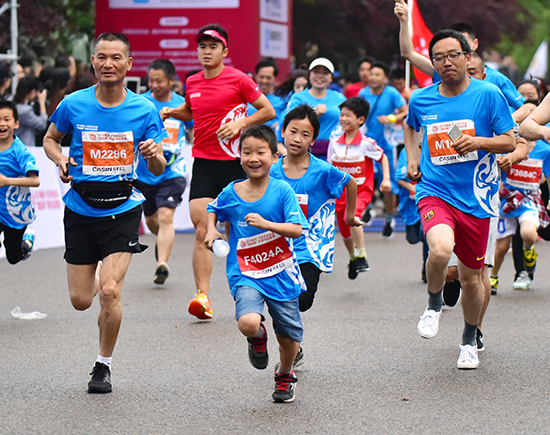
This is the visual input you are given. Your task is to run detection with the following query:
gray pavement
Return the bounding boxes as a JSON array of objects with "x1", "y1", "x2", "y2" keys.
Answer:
[{"x1": 1, "y1": 231, "x2": 549, "y2": 434}]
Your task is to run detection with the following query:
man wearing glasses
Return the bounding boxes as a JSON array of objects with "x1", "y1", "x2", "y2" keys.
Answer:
[{"x1": 403, "y1": 29, "x2": 515, "y2": 370}]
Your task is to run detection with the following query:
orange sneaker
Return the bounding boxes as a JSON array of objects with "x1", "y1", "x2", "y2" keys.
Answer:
[{"x1": 188, "y1": 290, "x2": 213, "y2": 319}]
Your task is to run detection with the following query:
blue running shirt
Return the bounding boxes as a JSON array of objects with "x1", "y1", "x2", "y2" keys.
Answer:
[{"x1": 395, "y1": 148, "x2": 420, "y2": 226}]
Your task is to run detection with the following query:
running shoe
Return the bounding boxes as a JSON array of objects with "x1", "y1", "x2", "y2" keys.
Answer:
[
  {"x1": 513, "y1": 271, "x2": 531, "y2": 290},
  {"x1": 417, "y1": 307, "x2": 441, "y2": 339},
  {"x1": 275, "y1": 346, "x2": 305, "y2": 372},
  {"x1": 457, "y1": 344, "x2": 479, "y2": 369},
  {"x1": 442, "y1": 280, "x2": 461, "y2": 307},
  {"x1": 382, "y1": 216, "x2": 395, "y2": 238},
  {"x1": 273, "y1": 370, "x2": 297, "y2": 403},
  {"x1": 355, "y1": 256, "x2": 370, "y2": 272},
  {"x1": 247, "y1": 323, "x2": 268, "y2": 370},
  {"x1": 523, "y1": 245, "x2": 538, "y2": 274},
  {"x1": 476, "y1": 328, "x2": 485, "y2": 352},
  {"x1": 362, "y1": 207, "x2": 376, "y2": 227},
  {"x1": 188, "y1": 290, "x2": 213, "y2": 319},
  {"x1": 490, "y1": 276, "x2": 499, "y2": 295},
  {"x1": 347, "y1": 259, "x2": 358, "y2": 280},
  {"x1": 153, "y1": 262, "x2": 170, "y2": 284},
  {"x1": 87, "y1": 362, "x2": 112, "y2": 394},
  {"x1": 21, "y1": 229, "x2": 35, "y2": 261}
]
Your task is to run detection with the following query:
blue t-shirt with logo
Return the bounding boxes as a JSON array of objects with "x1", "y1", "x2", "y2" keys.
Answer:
[
  {"x1": 49, "y1": 85, "x2": 168, "y2": 217},
  {"x1": 270, "y1": 154, "x2": 350, "y2": 272},
  {"x1": 406, "y1": 78, "x2": 515, "y2": 218},
  {"x1": 0, "y1": 136, "x2": 39, "y2": 229},
  {"x1": 248, "y1": 93, "x2": 287, "y2": 142},
  {"x1": 285, "y1": 89, "x2": 346, "y2": 141},
  {"x1": 207, "y1": 177, "x2": 308, "y2": 301},
  {"x1": 358, "y1": 85, "x2": 406, "y2": 151},
  {"x1": 137, "y1": 90, "x2": 191, "y2": 185},
  {"x1": 395, "y1": 148, "x2": 420, "y2": 226}
]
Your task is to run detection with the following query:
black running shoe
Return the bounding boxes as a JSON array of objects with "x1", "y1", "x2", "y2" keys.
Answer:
[
  {"x1": 476, "y1": 328, "x2": 485, "y2": 352},
  {"x1": 87, "y1": 362, "x2": 112, "y2": 394},
  {"x1": 273, "y1": 370, "x2": 297, "y2": 403},
  {"x1": 382, "y1": 216, "x2": 395, "y2": 238},
  {"x1": 355, "y1": 256, "x2": 370, "y2": 273},
  {"x1": 247, "y1": 323, "x2": 268, "y2": 370},
  {"x1": 348, "y1": 259, "x2": 358, "y2": 280},
  {"x1": 442, "y1": 280, "x2": 461, "y2": 307}
]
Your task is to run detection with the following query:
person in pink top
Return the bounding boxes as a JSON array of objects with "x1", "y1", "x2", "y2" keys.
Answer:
[{"x1": 161, "y1": 23, "x2": 275, "y2": 320}]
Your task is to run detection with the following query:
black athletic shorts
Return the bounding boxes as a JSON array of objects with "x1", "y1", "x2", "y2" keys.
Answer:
[
  {"x1": 63, "y1": 205, "x2": 146, "y2": 265},
  {"x1": 189, "y1": 157, "x2": 247, "y2": 201},
  {"x1": 133, "y1": 177, "x2": 187, "y2": 217}
]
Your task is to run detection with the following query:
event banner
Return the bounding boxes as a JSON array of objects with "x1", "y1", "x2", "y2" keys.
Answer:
[{"x1": 96, "y1": 0, "x2": 292, "y2": 78}]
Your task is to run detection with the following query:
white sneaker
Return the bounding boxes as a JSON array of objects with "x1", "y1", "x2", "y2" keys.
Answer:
[
  {"x1": 457, "y1": 344, "x2": 479, "y2": 369},
  {"x1": 513, "y1": 271, "x2": 531, "y2": 290},
  {"x1": 417, "y1": 308, "x2": 441, "y2": 339}
]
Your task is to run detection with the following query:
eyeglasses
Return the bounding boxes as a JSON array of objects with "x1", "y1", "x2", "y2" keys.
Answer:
[{"x1": 432, "y1": 51, "x2": 467, "y2": 63}]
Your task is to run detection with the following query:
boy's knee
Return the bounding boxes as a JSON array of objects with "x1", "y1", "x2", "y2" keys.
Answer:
[{"x1": 238, "y1": 315, "x2": 261, "y2": 337}]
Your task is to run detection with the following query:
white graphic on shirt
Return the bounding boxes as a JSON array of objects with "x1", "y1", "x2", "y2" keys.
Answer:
[
  {"x1": 306, "y1": 199, "x2": 336, "y2": 272},
  {"x1": 219, "y1": 103, "x2": 248, "y2": 158},
  {"x1": 474, "y1": 153, "x2": 499, "y2": 216},
  {"x1": 6, "y1": 185, "x2": 35, "y2": 225}
]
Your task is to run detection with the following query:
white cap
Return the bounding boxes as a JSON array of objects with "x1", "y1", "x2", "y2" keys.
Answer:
[{"x1": 308, "y1": 57, "x2": 334, "y2": 74}]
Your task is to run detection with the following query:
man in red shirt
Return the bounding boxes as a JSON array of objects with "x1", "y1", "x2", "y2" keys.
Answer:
[
  {"x1": 344, "y1": 56, "x2": 374, "y2": 98},
  {"x1": 162, "y1": 23, "x2": 275, "y2": 319}
]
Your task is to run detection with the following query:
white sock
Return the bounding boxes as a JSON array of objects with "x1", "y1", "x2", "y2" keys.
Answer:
[{"x1": 97, "y1": 355, "x2": 112, "y2": 368}]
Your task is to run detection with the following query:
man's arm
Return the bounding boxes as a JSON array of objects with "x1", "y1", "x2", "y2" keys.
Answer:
[
  {"x1": 43, "y1": 123, "x2": 76, "y2": 183},
  {"x1": 497, "y1": 137, "x2": 530, "y2": 172},
  {"x1": 403, "y1": 123, "x2": 422, "y2": 181},
  {"x1": 519, "y1": 94, "x2": 550, "y2": 141},
  {"x1": 452, "y1": 129, "x2": 516, "y2": 155},
  {"x1": 160, "y1": 102, "x2": 193, "y2": 122},
  {"x1": 216, "y1": 94, "x2": 276, "y2": 141},
  {"x1": 139, "y1": 139, "x2": 166, "y2": 176},
  {"x1": 394, "y1": 0, "x2": 435, "y2": 78}
]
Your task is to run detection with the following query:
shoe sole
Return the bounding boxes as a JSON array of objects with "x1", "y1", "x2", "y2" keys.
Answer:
[
  {"x1": 513, "y1": 285, "x2": 530, "y2": 290},
  {"x1": 153, "y1": 263, "x2": 169, "y2": 284},
  {"x1": 87, "y1": 383, "x2": 112, "y2": 394},
  {"x1": 457, "y1": 364, "x2": 478, "y2": 369},
  {"x1": 188, "y1": 300, "x2": 212, "y2": 319},
  {"x1": 417, "y1": 328, "x2": 438, "y2": 339},
  {"x1": 273, "y1": 395, "x2": 295, "y2": 403}
]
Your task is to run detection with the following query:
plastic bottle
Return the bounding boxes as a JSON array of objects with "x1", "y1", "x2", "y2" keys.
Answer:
[{"x1": 212, "y1": 239, "x2": 230, "y2": 257}]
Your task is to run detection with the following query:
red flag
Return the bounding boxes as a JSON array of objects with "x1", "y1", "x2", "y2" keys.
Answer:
[{"x1": 411, "y1": 0, "x2": 433, "y2": 87}]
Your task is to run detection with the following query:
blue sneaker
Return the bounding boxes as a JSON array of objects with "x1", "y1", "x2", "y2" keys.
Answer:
[{"x1": 21, "y1": 229, "x2": 35, "y2": 260}]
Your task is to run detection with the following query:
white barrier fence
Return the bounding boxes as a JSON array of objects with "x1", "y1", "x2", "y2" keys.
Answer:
[{"x1": 1, "y1": 146, "x2": 195, "y2": 258}]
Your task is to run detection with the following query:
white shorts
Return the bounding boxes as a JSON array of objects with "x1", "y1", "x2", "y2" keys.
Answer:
[
  {"x1": 496, "y1": 209, "x2": 539, "y2": 240},
  {"x1": 448, "y1": 216, "x2": 497, "y2": 268}
]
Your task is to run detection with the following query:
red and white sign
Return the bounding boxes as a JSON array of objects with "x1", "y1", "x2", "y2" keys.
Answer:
[
  {"x1": 507, "y1": 159, "x2": 542, "y2": 191},
  {"x1": 237, "y1": 231, "x2": 293, "y2": 279},
  {"x1": 296, "y1": 193, "x2": 308, "y2": 217},
  {"x1": 331, "y1": 155, "x2": 367, "y2": 185},
  {"x1": 96, "y1": 0, "x2": 292, "y2": 78}
]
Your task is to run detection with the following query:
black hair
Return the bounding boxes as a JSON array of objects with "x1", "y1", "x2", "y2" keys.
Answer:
[
  {"x1": 275, "y1": 67, "x2": 309, "y2": 98},
  {"x1": 13, "y1": 74, "x2": 40, "y2": 104},
  {"x1": 197, "y1": 23, "x2": 229, "y2": 48},
  {"x1": 390, "y1": 68, "x2": 406, "y2": 80},
  {"x1": 148, "y1": 59, "x2": 177, "y2": 81},
  {"x1": 370, "y1": 61, "x2": 390, "y2": 77},
  {"x1": 429, "y1": 29, "x2": 472, "y2": 61},
  {"x1": 282, "y1": 104, "x2": 320, "y2": 141},
  {"x1": 95, "y1": 33, "x2": 131, "y2": 58},
  {"x1": 517, "y1": 79, "x2": 542, "y2": 100},
  {"x1": 0, "y1": 99, "x2": 19, "y2": 122},
  {"x1": 449, "y1": 23, "x2": 476, "y2": 40},
  {"x1": 357, "y1": 56, "x2": 375, "y2": 68},
  {"x1": 255, "y1": 57, "x2": 279, "y2": 77},
  {"x1": 239, "y1": 125, "x2": 278, "y2": 155},
  {"x1": 55, "y1": 54, "x2": 72, "y2": 69},
  {"x1": 339, "y1": 97, "x2": 370, "y2": 125}
]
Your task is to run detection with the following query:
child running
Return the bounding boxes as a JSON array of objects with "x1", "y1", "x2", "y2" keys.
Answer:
[
  {"x1": 205, "y1": 125, "x2": 307, "y2": 403},
  {"x1": 0, "y1": 100, "x2": 39, "y2": 264},
  {"x1": 327, "y1": 97, "x2": 391, "y2": 279}
]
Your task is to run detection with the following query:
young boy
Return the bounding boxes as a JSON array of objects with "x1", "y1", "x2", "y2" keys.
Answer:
[
  {"x1": 0, "y1": 100, "x2": 39, "y2": 263},
  {"x1": 327, "y1": 97, "x2": 391, "y2": 279},
  {"x1": 205, "y1": 125, "x2": 307, "y2": 403}
]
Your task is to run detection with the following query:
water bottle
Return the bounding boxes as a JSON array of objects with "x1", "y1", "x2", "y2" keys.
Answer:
[{"x1": 212, "y1": 239, "x2": 230, "y2": 257}]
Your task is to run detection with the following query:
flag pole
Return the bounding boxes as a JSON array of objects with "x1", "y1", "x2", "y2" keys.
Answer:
[{"x1": 405, "y1": 0, "x2": 414, "y2": 90}]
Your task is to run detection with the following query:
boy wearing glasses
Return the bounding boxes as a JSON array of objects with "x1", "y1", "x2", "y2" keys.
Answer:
[{"x1": 404, "y1": 29, "x2": 515, "y2": 370}]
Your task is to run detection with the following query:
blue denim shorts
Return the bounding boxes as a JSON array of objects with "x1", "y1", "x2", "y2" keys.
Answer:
[{"x1": 234, "y1": 285, "x2": 303, "y2": 343}]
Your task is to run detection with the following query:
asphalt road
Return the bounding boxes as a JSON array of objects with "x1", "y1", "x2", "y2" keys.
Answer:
[{"x1": 1, "y1": 230, "x2": 549, "y2": 434}]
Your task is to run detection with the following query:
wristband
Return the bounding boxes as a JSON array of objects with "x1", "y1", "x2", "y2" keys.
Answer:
[{"x1": 387, "y1": 114, "x2": 397, "y2": 123}]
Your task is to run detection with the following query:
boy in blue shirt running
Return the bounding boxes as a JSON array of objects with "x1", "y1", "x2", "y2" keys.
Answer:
[
  {"x1": 205, "y1": 125, "x2": 307, "y2": 403},
  {"x1": 0, "y1": 100, "x2": 39, "y2": 264}
]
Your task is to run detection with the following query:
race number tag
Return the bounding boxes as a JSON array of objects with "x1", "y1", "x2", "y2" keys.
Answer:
[
  {"x1": 331, "y1": 155, "x2": 367, "y2": 185},
  {"x1": 237, "y1": 231, "x2": 293, "y2": 279},
  {"x1": 426, "y1": 120, "x2": 477, "y2": 165},
  {"x1": 162, "y1": 119, "x2": 181, "y2": 154},
  {"x1": 507, "y1": 159, "x2": 542, "y2": 191},
  {"x1": 82, "y1": 131, "x2": 134, "y2": 176},
  {"x1": 296, "y1": 194, "x2": 308, "y2": 217}
]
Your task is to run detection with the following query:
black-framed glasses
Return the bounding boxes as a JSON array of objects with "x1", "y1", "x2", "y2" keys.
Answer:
[{"x1": 432, "y1": 51, "x2": 467, "y2": 63}]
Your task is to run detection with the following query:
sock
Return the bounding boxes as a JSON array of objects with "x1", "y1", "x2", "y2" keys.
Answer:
[
  {"x1": 462, "y1": 321, "x2": 478, "y2": 347},
  {"x1": 354, "y1": 247, "x2": 366, "y2": 258},
  {"x1": 427, "y1": 289, "x2": 443, "y2": 312},
  {"x1": 349, "y1": 251, "x2": 356, "y2": 261},
  {"x1": 276, "y1": 369, "x2": 293, "y2": 376},
  {"x1": 97, "y1": 355, "x2": 112, "y2": 368},
  {"x1": 490, "y1": 275, "x2": 498, "y2": 279},
  {"x1": 252, "y1": 324, "x2": 266, "y2": 338}
]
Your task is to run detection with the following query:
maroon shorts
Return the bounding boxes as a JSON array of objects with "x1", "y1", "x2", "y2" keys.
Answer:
[
  {"x1": 418, "y1": 196, "x2": 490, "y2": 270},
  {"x1": 335, "y1": 188, "x2": 373, "y2": 239}
]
